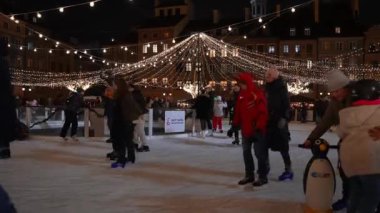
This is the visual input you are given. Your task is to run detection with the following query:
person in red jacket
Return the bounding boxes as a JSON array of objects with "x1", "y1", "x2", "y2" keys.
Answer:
[{"x1": 228, "y1": 72, "x2": 269, "y2": 186}]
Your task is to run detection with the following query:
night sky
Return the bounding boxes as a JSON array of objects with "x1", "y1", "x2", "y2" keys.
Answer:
[{"x1": 0, "y1": 0, "x2": 379, "y2": 43}]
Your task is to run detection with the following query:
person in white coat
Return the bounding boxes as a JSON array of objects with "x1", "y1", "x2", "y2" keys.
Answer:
[
  {"x1": 338, "y1": 79, "x2": 380, "y2": 213},
  {"x1": 212, "y1": 96, "x2": 227, "y2": 133}
]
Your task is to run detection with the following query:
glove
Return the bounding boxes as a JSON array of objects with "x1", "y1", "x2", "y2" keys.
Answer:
[{"x1": 277, "y1": 118, "x2": 286, "y2": 129}]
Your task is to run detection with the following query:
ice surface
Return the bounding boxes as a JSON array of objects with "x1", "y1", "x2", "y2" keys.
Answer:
[{"x1": 0, "y1": 123, "x2": 345, "y2": 213}]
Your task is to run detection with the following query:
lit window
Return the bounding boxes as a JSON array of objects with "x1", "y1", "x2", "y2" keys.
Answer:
[
  {"x1": 304, "y1": 28, "x2": 311, "y2": 36},
  {"x1": 290, "y1": 28, "x2": 296, "y2": 36},
  {"x1": 336, "y1": 42, "x2": 343, "y2": 51},
  {"x1": 232, "y1": 48, "x2": 239, "y2": 57},
  {"x1": 163, "y1": 43, "x2": 168, "y2": 51},
  {"x1": 335, "y1": 27, "x2": 341, "y2": 34},
  {"x1": 307, "y1": 60, "x2": 313, "y2": 69},
  {"x1": 283, "y1": 45, "x2": 289, "y2": 53},
  {"x1": 153, "y1": 44, "x2": 158, "y2": 53},
  {"x1": 143, "y1": 44, "x2": 149, "y2": 53},
  {"x1": 221, "y1": 48, "x2": 227, "y2": 57},
  {"x1": 295, "y1": 45, "x2": 301, "y2": 54},
  {"x1": 268, "y1": 45, "x2": 275, "y2": 53},
  {"x1": 186, "y1": 63, "x2": 192, "y2": 71},
  {"x1": 210, "y1": 49, "x2": 216, "y2": 57}
]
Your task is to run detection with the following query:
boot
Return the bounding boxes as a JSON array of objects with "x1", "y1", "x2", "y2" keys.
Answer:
[
  {"x1": 142, "y1": 145, "x2": 150, "y2": 152},
  {"x1": 278, "y1": 171, "x2": 294, "y2": 181},
  {"x1": 0, "y1": 149, "x2": 11, "y2": 159},
  {"x1": 232, "y1": 139, "x2": 240, "y2": 145},
  {"x1": 111, "y1": 158, "x2": 127, "y2": 168},
  {"x1": 253, "y1": 178, "x2": 268, "y2": 187},
  {"x1": 238, "y1": 176, "x2": 254, "y2": 185}
]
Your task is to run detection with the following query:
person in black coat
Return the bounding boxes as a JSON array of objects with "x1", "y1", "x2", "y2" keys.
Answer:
[
  {"x1": 59, "y1": 88, "x2": 84, "y2": 141},
  {"x1": 0, "y1": 39, "x2": 17, "y2": 159},
  {"x1": 265, "y1": 68, "x2": 293, "y2": 181},
  {"x1": 193, "y1": 90, "x2": 213, "y2": 137},
  {"x1": 228, "y1": 85, "x2": 241, "y2": 144}
]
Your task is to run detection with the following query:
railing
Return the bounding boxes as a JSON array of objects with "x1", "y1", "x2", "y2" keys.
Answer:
[{"x1": 18, "y1": 106, "x2": 196, "y2": 138}]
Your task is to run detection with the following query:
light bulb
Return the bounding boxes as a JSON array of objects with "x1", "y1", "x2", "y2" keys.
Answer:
[
  {"x1": 228, "y1": 26, "x2": 232, "y2": 31},
  {"x1": 259, "y1": 18, "x2": 262, "y2": 23},
  {"x1": 291, "y1": 7, "x2": 296, "y2": 13},
  {"x1": 89, "y1": 1, "x2": 95, "y2": 7},
  {"x1": 49, "y1": 49, "x2": 52, "y2": 54},
  {"x1": 37, "y1": 12, "x2": 42, "y2": 18},
  {"x1": 39, "y1": 33, "x2": 43, "y2": 38},
  {"x1": 243, "y1": 35, "x2": 247, "y2": 39},
  {"x1": 10, "y1": 16, "x2": 15, "y2": 20},
  {"x1": 59, "y1": 7, "x2": 64, "y2": 13},
  {"x1": 103, "y1": 49, "x2": 107, "y2": 53}
]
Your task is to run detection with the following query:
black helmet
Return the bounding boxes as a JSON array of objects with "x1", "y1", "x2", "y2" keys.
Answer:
[{"x1": 351, "y1": 79, "x2": 380, "y2": 102}]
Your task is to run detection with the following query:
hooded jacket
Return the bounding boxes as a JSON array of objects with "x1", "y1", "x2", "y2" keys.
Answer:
[
  {"x1": 338, "y1": 103, "x2": 380, "y2": 177},
  {"x1": 232, "y1": 73, "x2": 268, "y2": 138}
]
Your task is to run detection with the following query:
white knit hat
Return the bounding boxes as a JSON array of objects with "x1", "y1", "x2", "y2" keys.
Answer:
[{"x1": 326, "y1": 69, "x2": 350, "y2": 92}]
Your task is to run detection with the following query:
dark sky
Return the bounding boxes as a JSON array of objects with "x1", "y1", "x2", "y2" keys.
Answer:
[{"x1": 0, "y1": 0, "x2": 379, "y2": 43}]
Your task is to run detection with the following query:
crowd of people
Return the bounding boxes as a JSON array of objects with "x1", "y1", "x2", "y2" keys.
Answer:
[{"x1": 1, "y1": 34, "x2": 380, "y2": 211}]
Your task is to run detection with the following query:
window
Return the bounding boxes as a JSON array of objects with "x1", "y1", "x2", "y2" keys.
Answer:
[
  {"x1": 27, "y1": 42, "x2": 33, "y2": 50},
  {"x1": 168, "y1": 9, "x2": 173, "y2": 16},
  {"x1": 323, "y1": 41, "x2": 330, "y2": 51},
  {"x1": 186, "y1": 63, "x2": 192, "y2": 71},
  {"x1": 232, "y1": 48, "x2": 239, "y2": 57},
  {"x1": 27, "y1": 59, "x2": 32, "y2": 68},
  {"x1": 247, "y1": 45, "x2": 254, "y2": 51},
  {"x1": 335, "y1": 27, "x2": 341, "y2": 34},
  {"x1": 164, "y1": 32, "x2": 170, "y2": 38},
  {"x1": 143, "y1": 44, "x2": 149, "y2": 53},
  {"x1": 307, "y1": 60, "x2": 313, "y2": 69},
  {"x1": 153, "y1": 33, "x2": 158, "y2": 38},
  {"x1": 304, "y1": 28, "x2": 311, "y2": 36},
  {"x1": 268, "y1": 45, "x2": 275, "y2": 54},
  {"x1": 306, "y1": 44, "x2": 313, "y2": 54},
  {"x1": 163, "y1": 43, "x2": 168, "y2": 51},
  {"x1": 283, "y1": 45, "x2": 289, "y2": 54},
  {"x1": 295, "y1": 45, "x2": 301, "y2": 54},
  {"x1": 210, "y1": 49, "x2": 216, "y2": 57},
  {"x1": 159, "y1": 9, "x2": 164, "y2": 17},
  {"x1": 16, "y1": 26, "x2": 20, "y2": 32},
  {"x1": 257, "y1": 45, "x2": 264, "y2": 53},
  {"x1": 221, "y1": 48, "x2": 227, "y2": 57},
  {"x1": 51, "y1": 62, "x2": 56, "y2": 71},
  {"x1": 349, "y1": 41, "x2": 357, "y2": 50},
  {"x1": 66, "y1": 65, "x2": 70, "y2": 72},
  {"x1": 143, "y1": 34, "x2": 147, "y2": 39},
  {"x1": 175, "y1": 8, "x2": 180, "y2": 16},
  {"x1": 3, "y1": 22, "x2": 8, "y2": 29},
  {"x1": 290, "y1": 28, "x2": 296, "y2": 36},
  {"x1": 336, "y1": 42, "x2": 343, "y2": 51},
  {"x1": 153, "y1": 44, "x2": 158, "y2": 53}
]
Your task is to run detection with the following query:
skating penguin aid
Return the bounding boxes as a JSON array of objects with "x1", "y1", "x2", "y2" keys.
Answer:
[{"x1": 303, "y1": 139, "x2": 336, "y2": 213}]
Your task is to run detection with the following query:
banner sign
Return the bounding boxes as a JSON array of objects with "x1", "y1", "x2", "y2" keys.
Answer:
[{"x1": 165, "y1": 110, "x2": 185, "y2": 133}]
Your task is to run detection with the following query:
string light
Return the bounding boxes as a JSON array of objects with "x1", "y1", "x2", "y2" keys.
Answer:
[
  {"x1": 59, "y1": 7, "x2": 64, "y2": 13},
  {"x1": 291, "y1": 7, "x2": 296, "y2": 13},
  {"x1": 89, "y1": 1, "x2": 95, "y2": 7},
  {"x1": 37, "y1": 12, "x2": 42, "y2": 18}
]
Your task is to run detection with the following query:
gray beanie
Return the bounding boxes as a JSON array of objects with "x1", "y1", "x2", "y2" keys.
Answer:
[{"x1": 326, "y1": 69, "x2": 350, "y2": 92}]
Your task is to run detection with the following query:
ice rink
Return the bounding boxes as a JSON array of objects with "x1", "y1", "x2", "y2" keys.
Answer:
[{"x1": 0, "y1": 123, "x2": 345, "y2": 213}]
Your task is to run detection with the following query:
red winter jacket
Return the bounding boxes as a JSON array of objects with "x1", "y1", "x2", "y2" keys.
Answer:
[{"x1": 232, "y1": 73, "x2": 268, "y2": 138}]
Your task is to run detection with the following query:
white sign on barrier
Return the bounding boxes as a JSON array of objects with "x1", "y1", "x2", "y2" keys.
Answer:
[{"x1": 165, "y1": 111, "x2": 185, "y2": 133}]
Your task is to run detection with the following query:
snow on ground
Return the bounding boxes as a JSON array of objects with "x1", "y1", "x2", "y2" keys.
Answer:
[{"x1": 0, "y1": 123, "x2": 344, "y2": 213}]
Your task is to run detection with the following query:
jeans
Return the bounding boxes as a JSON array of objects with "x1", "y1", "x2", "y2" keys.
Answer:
[
  {"x1": 242, "y1": 133, "x2": 269, "y2": 179},
  {"x1": 347, "y1": 175, "x2": 380, "y2": 213},
  {"x1": 60, "y1": 110, "x2": 78, "y2": 137}
]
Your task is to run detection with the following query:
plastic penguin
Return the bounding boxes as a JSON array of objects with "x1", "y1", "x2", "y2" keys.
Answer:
[{"x1": 303, "y1": 138, "x2": 336, "y2": 213}]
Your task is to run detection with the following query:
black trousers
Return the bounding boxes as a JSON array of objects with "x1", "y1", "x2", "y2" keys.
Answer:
[
  {"x1": 200, "y1": 119, "x2": 212, "y2": 131},
  {"x1": 60, "y1": 110, "x2": 78, "y2": 137},
  {"x1": 114, "y1": 122, "x2": 135, "y2": 163},
  {"x1": 242, "y1": 133, "x2": 269, "y2": 180}
]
